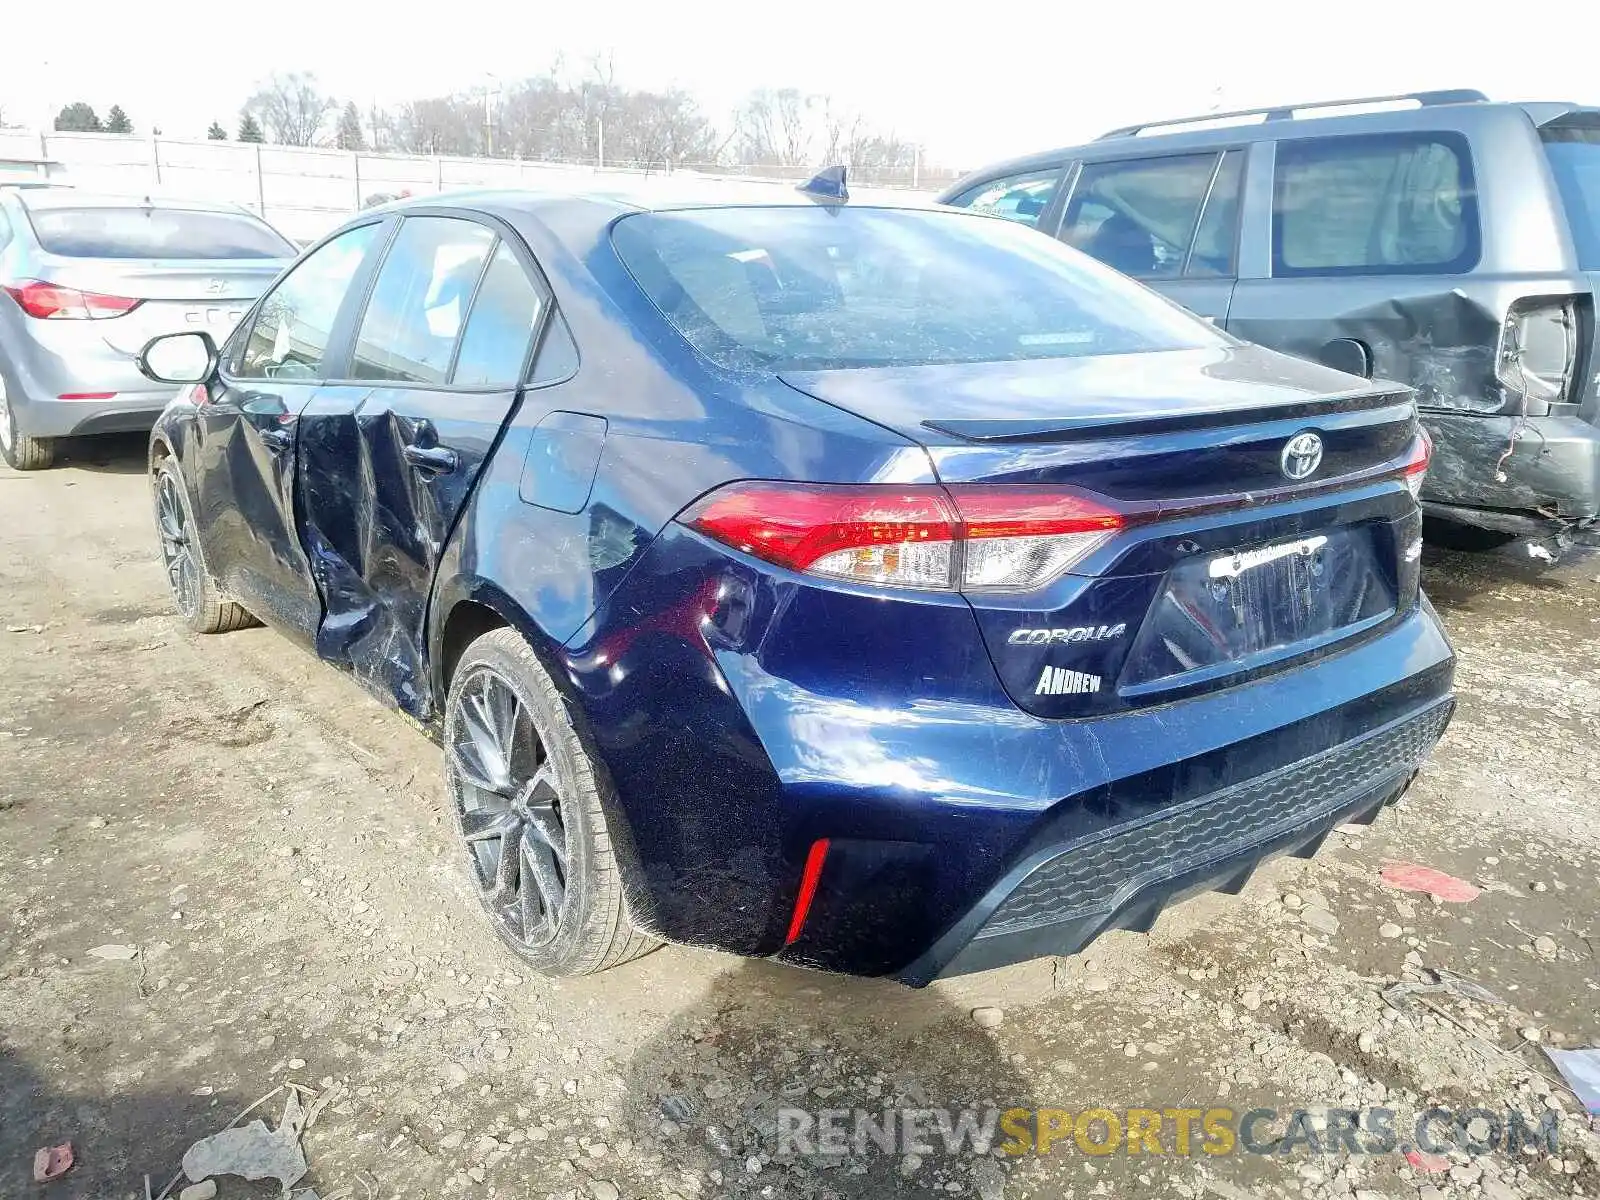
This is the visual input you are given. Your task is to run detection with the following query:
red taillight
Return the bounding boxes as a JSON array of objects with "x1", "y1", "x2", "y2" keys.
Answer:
[
  {"x1": 946, "y1": 485, "x2": 1126, "y2": 591},
  {"x1": 683, "y1": 483, "x2": 957, "y2": 586},
  {"x1": 683, "y1": 482, "x2": 1126, "y2": 591},
  {"x1": 1401, "y1": 428, "x2": 1432, "y2": 500},
  {"x1": 2, "y1": 280, "x2": 142, "y2": 320}
]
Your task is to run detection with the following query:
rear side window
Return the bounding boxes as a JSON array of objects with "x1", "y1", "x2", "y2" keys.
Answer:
[
  {"x1": 1273, "y1": 132, "x2": 1478, "y2": 276},
  {"x1": 352, "y1": 217, "x2": 495, "y2": 385},
  {"x1": 611, "y1": 206, "x2": 1217, "y2": 372},
  {"x1": 238, "y1": 223, "x2": 380, "y2": 380},
  {"x1": 24, "y1": 206, "x2": 293, "y2": 259},
  {"x1": 1542, "y1": 122, "x2": 1600, "y2": 270},
  {"x1": 945, "y1": 168, "x2": 1063, "y2": 228},
  {"x1": 1059, "y1": 153, "x2": 1222, "y2": 279},
  {"x1": 452, "y1": 242, "x2": 546, "y2": 387}
]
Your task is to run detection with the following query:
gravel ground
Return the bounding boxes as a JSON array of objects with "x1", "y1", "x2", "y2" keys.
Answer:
[{"x1": 2, "y1": 434, "x2": 1597, "y2": 1200}]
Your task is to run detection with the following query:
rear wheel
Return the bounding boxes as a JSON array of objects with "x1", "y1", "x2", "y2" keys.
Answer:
[
  {"x1": 151, "y1": 458, "x2": 256, "y2": 633},
  {"x1": 1423, "y1": 518, "x2": 1519, "y2": 553},
  {"x1": 0, "y1": 368, "x2": 57, "y2": 471},
  {"x1": 444, "y1": 627, "x2": 656, "y2": 977}
]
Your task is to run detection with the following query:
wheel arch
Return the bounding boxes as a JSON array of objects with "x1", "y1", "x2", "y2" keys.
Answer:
[
  {"x1": 428, "y1": 574, "x2": 661, "y2": 935},
  {"x1": 148, "y1": 408, "x2": 195, "y2": 475},
  {"x1": 428, "y1": 576, "x2": 571, "y2": 713}
]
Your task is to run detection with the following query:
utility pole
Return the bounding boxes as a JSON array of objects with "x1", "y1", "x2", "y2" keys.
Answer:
[
  {"x1": 482, "y1": 74, "x2": 500, "y2": 158},
  {"x1": 596, "y1": 115, "x2": 604, "y2": 169}
]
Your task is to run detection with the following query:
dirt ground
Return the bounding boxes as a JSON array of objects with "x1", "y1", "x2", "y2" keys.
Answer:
[{"x1": 2, "y1": 435, "x2": 1598, "y2": 1200}]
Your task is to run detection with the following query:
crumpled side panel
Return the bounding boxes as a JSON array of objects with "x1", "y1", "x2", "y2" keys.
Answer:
[
  {"x1": 300, "y1": 402, "x2": 446, "y2": 720},
  {"x1": 1232, "y1": 290, "x2": 1508, "y2": 415}
]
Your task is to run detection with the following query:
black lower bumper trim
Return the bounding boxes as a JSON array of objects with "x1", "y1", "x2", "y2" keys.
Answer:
[{"x1": 899, "y1": 697, "x2": 1453, "y2": 985}]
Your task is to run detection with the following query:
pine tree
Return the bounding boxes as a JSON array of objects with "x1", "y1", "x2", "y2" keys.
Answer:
[
  {"x1": 104, "y1": 105, "x2": 132, "y2": 134},
  {"x1": 334, "y1": 102, "x2": 365, "y2": 152},
  {"x1": 207, "y1": 121, "x2": 228, "y2": 140},
  {"x1": 238, "y1": 113, "x2": 265, "y2": 143}
]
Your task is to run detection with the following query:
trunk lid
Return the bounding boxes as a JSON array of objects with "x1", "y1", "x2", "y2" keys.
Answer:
[
  {"x1": 780, "y1": 344, "x2": 1413, "y2": 495},
  {"x1": 37, "y1": 257, "x2": 287, "y2": 355},
  {"x1": 782, "y1": 343, "x2": 1425, "y2": 719}
]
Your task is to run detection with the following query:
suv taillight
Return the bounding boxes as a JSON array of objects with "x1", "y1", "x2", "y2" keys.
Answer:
[
  {"x1": 1402, "y1": 427, "x2": 1432, "y2": 500},
  {"x1": 1497, "y1": 297, "x2": 1580, "y2": 411},
  {"x1": 1, "y1": 279, "x2": 142, "y2": 320},
  {"x1": 682, "y1": 482, "x2": 1126, "y2": 592}
]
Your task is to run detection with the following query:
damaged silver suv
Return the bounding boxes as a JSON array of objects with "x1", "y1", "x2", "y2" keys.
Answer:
[{"x1": 941, "y1": 90, "x2": 1600, "y2": 549}]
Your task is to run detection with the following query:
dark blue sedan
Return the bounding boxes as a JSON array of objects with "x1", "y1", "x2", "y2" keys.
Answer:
[{"x1": 138, "y1": 179, "x2": 1454, "y2": 982}]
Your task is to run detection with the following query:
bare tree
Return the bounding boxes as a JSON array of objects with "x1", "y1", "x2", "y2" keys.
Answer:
[
  {"x1": 818, "y1": 97, "x2": 866, "y2": 167},
  {"x1": 245, "y1": 72, "x2": 335, "y2": 146},
  {"x1": 360, "y1": 62, "x2": 926, "y2": 183},
  {"x1": 733, "y1": 89, "x2": 816, "y2": 167},
  {"x1": 394, "y1": 96, "x2": 481, "y2": 156}
]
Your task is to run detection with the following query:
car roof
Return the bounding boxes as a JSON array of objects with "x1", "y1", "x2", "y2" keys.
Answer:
[
  {"x1": 942, "y1": 93, "x2": 1600, "y2": 192},
  {"x1": 375, "y1": 177, "x2": 941, "y2": 222},
  {"x1": 13, "y1": 188, "x2": 261, "y2": 217}
]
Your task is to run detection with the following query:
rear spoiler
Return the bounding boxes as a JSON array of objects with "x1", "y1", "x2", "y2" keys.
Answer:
[
  {"x1": 922, "y1": 389, "x2": 1413, "y2": 444},
  {"x1": 1522, "y1": 103, "x2": 1600, "y2": 129}
]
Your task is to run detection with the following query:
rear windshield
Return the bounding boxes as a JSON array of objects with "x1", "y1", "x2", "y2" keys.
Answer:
[
  {"x1": 1543, "y1": 124, "x2": 1600, "y2": 270},
  {"x1": 26, "y1": 206, "x2": 293, "y2": 260},
  {"x1": 610, "y1": 206, "x2": 1217, "y2": 371}
]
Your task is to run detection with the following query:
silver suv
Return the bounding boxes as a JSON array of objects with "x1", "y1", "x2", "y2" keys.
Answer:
[
  {"x1": 0, "y1": 189, "x2": 293, "y2": 469},
  {"x1": 941, "y1": 90, "x2": 1600, "y2": 549}
]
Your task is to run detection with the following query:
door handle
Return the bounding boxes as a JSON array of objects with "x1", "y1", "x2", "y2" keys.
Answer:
[
  {"x1": 403, "y1": 443, "x2": 460, "y2": 475},
  {"x1": 259, "y1": 427, "x2": 293, "y2": 453}
]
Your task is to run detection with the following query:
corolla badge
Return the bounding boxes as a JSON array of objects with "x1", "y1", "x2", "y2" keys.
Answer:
[
  {"x1": 1280, "y1": 431, "x2": 1324, "y2": 481},
  {"x1": 1008, "y1": 624, "x2": 1126, "y2": 646}
]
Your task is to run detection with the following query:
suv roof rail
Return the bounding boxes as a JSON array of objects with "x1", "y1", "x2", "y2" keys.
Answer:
[{"x1": 1096, "y1": 89, "x2": 1490, "y2": 140}]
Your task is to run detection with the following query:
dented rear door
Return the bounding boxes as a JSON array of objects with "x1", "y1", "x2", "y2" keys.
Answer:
[
  {"x1": 296, "y1": 216, "x2": 546, "y2": 715},
  {"x1": 1227, "y1": 131, "x2": 1493, "y2": 390}
]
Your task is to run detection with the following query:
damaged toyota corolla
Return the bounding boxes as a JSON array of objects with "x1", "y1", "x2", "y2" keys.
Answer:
[{"x1": 138, "y1": 178, "x2": 1455, "y2": 984}]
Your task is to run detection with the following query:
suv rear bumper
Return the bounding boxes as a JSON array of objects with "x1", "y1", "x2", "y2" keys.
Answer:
[
  {"x1": 1422, "y1": 411, "x2": 1600, "y2": 521},
  {"x1": 898, "y1": 697, "x2": 1450, "y2": 984}
]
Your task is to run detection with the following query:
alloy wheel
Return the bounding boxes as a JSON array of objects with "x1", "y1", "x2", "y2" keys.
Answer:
[
  {"x1": 447, "y1": 666, "x2": 570, "y2": 949},
  {"x1": 155, "y1": 471, "x2": 200, "y2": 618}
]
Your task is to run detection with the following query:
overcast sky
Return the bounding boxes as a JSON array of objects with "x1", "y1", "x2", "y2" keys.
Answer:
[{"x1": 7, "y1": 1, "x2": 1597, "y2": 167}]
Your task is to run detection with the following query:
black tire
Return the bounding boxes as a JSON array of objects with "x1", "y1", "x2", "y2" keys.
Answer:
[
  {"x1": 151, "y1": 457, "x2": 256, "y2": 634},
  {"x1": 1423, "y1": 518, "x2": 1519, "y2": 553},
  {"x1": 445, "y1": 626, "x2": 656, "y2": 977},
  {"x1": 0, "y1": 364, "x2": 57, "y2": 471}
]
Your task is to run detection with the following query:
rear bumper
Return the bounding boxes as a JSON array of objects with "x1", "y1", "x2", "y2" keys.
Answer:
[
  {"x1": 899, "y1": 697, "x2": 1450, "y2": 984},
  {"x1": 10, "y1": 390, "x2": 169, "y2": 438},
  {"x1": 0, "y1": 312, "x2": 176, "y2": 438},
  {"x1": 564, "y1": 520, "x2": 1456, "y2": 982},
  {"x1": 1421, "y1": 411, "x2": 1600, "y2": 521}
]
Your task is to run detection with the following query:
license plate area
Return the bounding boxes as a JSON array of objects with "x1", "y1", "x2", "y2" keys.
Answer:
[{"x1": 1119, "y1": 525, "x2": 1396, "y2": 696}]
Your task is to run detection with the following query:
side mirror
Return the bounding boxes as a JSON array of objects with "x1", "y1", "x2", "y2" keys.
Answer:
[{"x1": 137, "y1": 331, "x2": 218, "y2": 385}]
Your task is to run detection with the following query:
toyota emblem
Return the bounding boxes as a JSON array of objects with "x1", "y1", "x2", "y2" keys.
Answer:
[{"x1": 1280, "y1": 431, "x2": 1324, "y2": 481}]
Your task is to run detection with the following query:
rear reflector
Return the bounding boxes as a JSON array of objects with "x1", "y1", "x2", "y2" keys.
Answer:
[
  {"x1": 784, "y1": 838, "x2": 831, "y2": 946},
  {"x1": 58, "y1": 392, "x2": 116, "y2": 401},
  {"x1": 2, "y1": 279, "x2": 142, "y2": 320},
  {"x1": 683, "y1": 482, "x2": 1126, "y2": 592}
]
